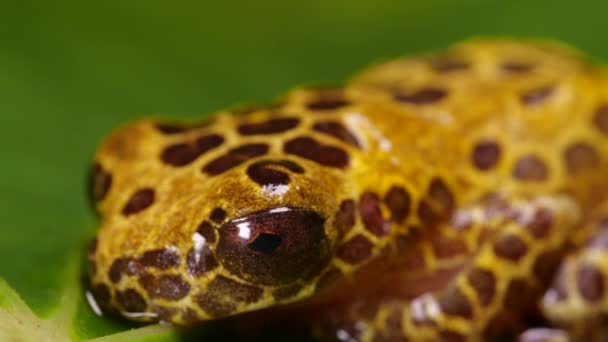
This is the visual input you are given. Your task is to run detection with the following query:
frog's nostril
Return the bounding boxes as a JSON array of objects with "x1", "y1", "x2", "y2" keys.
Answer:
[{"x1": 248, "y1": 233, "x2": 282, "y2": 253}]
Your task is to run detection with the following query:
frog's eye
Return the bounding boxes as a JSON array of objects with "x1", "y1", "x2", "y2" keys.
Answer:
[{"x1": 216, "y1": 207, "x2": 329, "y2": 286}]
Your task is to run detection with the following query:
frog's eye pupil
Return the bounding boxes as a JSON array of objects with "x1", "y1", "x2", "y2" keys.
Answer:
[{"x1": 248, "y1": 233, "x2": 282, "y2": 253}]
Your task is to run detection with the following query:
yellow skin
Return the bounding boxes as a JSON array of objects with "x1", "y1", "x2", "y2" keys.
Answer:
[{"x1": 88, "y1": 40, "x2": 608, "y2": 341}]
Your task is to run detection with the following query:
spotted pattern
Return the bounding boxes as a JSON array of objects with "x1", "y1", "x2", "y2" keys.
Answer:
[{"x1": 89, "y1": 40, "x2": 608, "y2": 341}]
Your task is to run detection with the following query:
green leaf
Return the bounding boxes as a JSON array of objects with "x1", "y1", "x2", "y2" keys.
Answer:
[{"x1": 2, "y1": 0, "x2": 608, "y2": 341}]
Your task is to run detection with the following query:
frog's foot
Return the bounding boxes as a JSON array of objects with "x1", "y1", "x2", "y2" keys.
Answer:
[
  {"x1": 535, "y1": 202, "x2": 608, "y2": 341},
  {"x1": 315, "y1": 194, "x2": 580, "y2": 342}
]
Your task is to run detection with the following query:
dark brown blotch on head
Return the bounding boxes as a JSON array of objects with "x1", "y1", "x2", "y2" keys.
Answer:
[
  {"x1": 156, "y1": 122, "x2": 187, "y2": 134},
  {"x1": 525, "y1": 208, "x2": 553, "y2": 239},
  {"x1": 577, "y1": 263, "x2": 605, "y2": 302},
  {"x1": 116, "y1": 288, "x2": 147, "y2": 313},
  {"x1": 533, "y1": 249, "x2": 563, "y2": 284},
  {"x1": 312, "y1": 121, "x2": 361, "y2": 148},
  {"x1": 122, "y1": 188, "x2": 155, "y2": 216},
  {"x1": 197, "y1": 221, "x2": 217, "y2": 243},
  {"x1": 284, "y1": 136, "x2": 349, "y2": 168},
  {"x1": 207, "y1": 275, "x2": 263, "y2": 304},
  {"x1": 438, "y1": 285, "x2": 473, "y2": 318},
  {"x1": 594, "y1": 105, "x2": 608, "y2": 135},
  {"x1": 272, "y1": 284, "x2": 303, "y2": 301},
  {"x1": 467, "y1": 268, "x2": 496, "y2": 306},
  {"x1": 108, "y1": 258, "x2": 129, "y2": 283},
  {"x1": 417, "y1": 200, "x2": 438, "y2": 226},
  {"x1": 359, "y1": 191, "x2": 389, "y2": 236},
  {"x1": 394, "y1": 87, "x2": 447, "y2": 105},
  {"x1": 139, "y1": 274, "x2": 191, "y2": 301},
  {"x1": 305, "y1": 89, "x2": 350, "y2": 111},
  {"x1": 91, "y1": 283, "x2": 111, "y2": 306},
  {"x1": 428, "y1": 178, "x2": 455, "y2": 214},
  {"x1": 520, "y1": 85, "x2": 554, "y2": 105},
  {"x1": 139, "y1": 248, "x2": 180, "y2": 270},
  {"x1": 334, "y1": 199, "x2": 356, "y2": 237},
  {"x1": 187, "y1": 246, "x2": 219, "y2": 277},
  {"x1": 472, "y1": 140, "x2": 501, "y2": 170},
  {"x1": 196, "y1": 293, "x2": 237, "y2": 317},
  {"x1": 90, "y1": 162, "x2": 113, "y2": 203},
  {"x1": 161, "y1": 134, "x2": 224, "y2": 167},
  {"x1": 431, "y1": 236, "x2": 468, "y2": 259},
  {"x1": 210, "y1": 208, "x2": 227, "y2": 224},
  {"x1": 337, "y1": 234, "x2": 373, "y2": 264},
  {"x1": 246, "y1": 159, "x2": 304, "y2": 186},
  {"x1": 564, "y1": 142, "x2": 600, "y2": 174},
  {"x1": 501, "y1": 62, "x2": 535, "y2": 73},
  {"x1": 238, "y1": 117, "x2": 300, "y2": 136},
  {"x1": 504, "y1": 278, "x2": 536, "y2": 311},
  {"x1": 203, "y1": 143, "x2": 270, "y2": 175},
  {"x1": 513, "y1": 155, "x2": 549, "y2": 182},
  {"x1": 384, "y1": 186, "x2": 411, "y2": 224},
  {"x1": 493, "y1": 234, "x2": 528, "y2": 261}
]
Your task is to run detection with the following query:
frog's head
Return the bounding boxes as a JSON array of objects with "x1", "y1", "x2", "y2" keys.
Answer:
[{"x1": 88, "y1": 118, "x2": 357, "y2": 324}]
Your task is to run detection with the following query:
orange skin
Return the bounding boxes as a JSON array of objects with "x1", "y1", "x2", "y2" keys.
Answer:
[{"x1": 89, "y1": 40, "x2": 608, "y2": 341}]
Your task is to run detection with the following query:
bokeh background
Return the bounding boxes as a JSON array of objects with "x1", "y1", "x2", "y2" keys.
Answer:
[{"x1": 2, "y1": 1, "x2": 608, "y2": 340}]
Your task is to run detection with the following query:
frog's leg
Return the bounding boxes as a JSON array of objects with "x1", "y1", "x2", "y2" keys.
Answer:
[
  {"x1": 529, "y1": 201, "x2": 608, "y2": 341},
  {"x1": 315, "y1": 194, "x2": 581, "y2": 342}
]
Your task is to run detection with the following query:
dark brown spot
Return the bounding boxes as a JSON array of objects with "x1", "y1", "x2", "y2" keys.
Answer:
[
  {"x1": 334, "y1": 199, "x2": 356, "y2": 237},
  {"x1": 90, "y1": 162, "x2": 112, "y2": 203},
  {"x1": 521, "y1": 85, "x2": 554, "y2": 105},
  {"x1": 122, "y1": 188, "x2": 155, "y2": 216},
  {"x1": 108, "y1": 258, "x2": 129, "y2": 283},
  {"x1": 203, "y1": 143, "x2": 270, "y2": 175},
  {"x1": 196, "y1": 221, "x2": 217, "y2": 244},
  {"x1": 467, "y1": 268, "x2": 496, "y2": 306},
  {"x1": 533, "y1": 249, "x2": 563, "y2": 284},
  {"x1": 431, "y1": 237, "x2": 468, "y2": 259},
  {"x1": 518, "y1": 328, "x2": 568, "y2": 342},
  {"x1": 472, "y1": 140, "x2": 501, "y2": 170},
  {"x1": 359, "y1": 191, "x2": 389, "y2": 236},
  {"x1": 438, "y1": 285, "x2": 473, "y2": 318},
  {"x1": 272, "y1": 284, "x2": 303, "y2": 301},
  {"x1": 186, "y1": 246, "x2": 218, "y2": 277},
  {"x1": 504, "y1": 279, "x2": 535, "y2": 310},
  {"x1": 439, "y1": 330, "x2": 466, "y2": 342},
  {"x1": 428, "y1": 178, "x2": 455, "y2": 213},
  {"x1": 305, "y1": 89, "x2": 350, "y2": 111},
  {"x1": 284, "y1": 136, "x2": 349, "y2": 168},
  {"x1": 493, "y1": 234, "x2": 528, "y2": 261},
  {"x1": 160, "y1": 134, "x2": 224, "y2": 167},
  {"x1": 394, "y1": 87, "x2": 447, "y2": 105},
  {"x1": 210, "y1": 208, "x2": 227, "y2": 223},
  {"x1": 432, "y1": 58, "x2": 469, "y2": 72},
  {"x1": 564, "y1": 142, "x2": 600, "y2": 174},
  {"x1": 417, "y1": 200, "x2": 438, "y2": 225},
  {"x1": 501, "y1": 62, "x2": 535, "y2": 73},
  {"x1": 312, "y1": 121, "x2": 361, "y2": 148},
  {"x1": 513, "y1": 155, "x2": 549, "y2": 181},
  {"x1": 91, "y1": 283, "x2": 111, "y2": 305},
  {"x1": 337, "y1": 234, "x2": 373, "y2": 264},
  {"x1": 156, "y1": 122, "x2": 187, "y2": 134},
  {"x1": 246, "y1": 159, "x2": 304, "y2": 186},
  {"x1": 315, "y1": 267, "x2": 343, "y2": 292},
  {"x1": 155, "y1": 307, "x2": 177, "y2": 322},
  {"x1": 139, "y1": 274, "x2": 191, "y2": 300},
  {"x1": 594, "y1": 105, "x2": 608, "y2": 135},
  {"x1": 116, "y1": 288, "x2": 147, "y2": 312},
  {"x1": 578, "y1": 263, "x2": 605, "y2": 302},
  {"x1": 525, "y1": 208, "x2": 553, "y2": 239},
  {"x1": 196, "y1": 293, "x2": 237, "y2": 317},
  {"x1": 238, "y1": 117, "x2": 300, "y2": 136},
  {"x1": 139, "y1": 248, "x2": 180, "y2": 269},
  {"x1": 207, "y1": 275, "x2": 263, "y2": 303},
  {"x1": 384, "y1": 186, "x2": 411, "y2": 224}
]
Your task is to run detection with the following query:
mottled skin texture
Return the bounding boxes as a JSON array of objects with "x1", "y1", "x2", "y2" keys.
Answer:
[{"x1": 89, "y1": 40, "x2": 608, "y2": 341}]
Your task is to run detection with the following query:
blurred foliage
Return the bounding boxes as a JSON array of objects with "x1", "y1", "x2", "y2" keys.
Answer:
[{"x1": 1, "y1": 0, "x2": 608, "y2": 340}]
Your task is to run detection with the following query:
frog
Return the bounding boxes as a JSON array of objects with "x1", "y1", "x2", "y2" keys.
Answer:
[{"x1": 87, "y1": 39, "x2": 608, "y2": 341}]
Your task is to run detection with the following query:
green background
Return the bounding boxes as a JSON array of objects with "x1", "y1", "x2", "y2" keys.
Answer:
[{"x1": 1, "y1": 1, "x2": 608, "y2": 340}]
